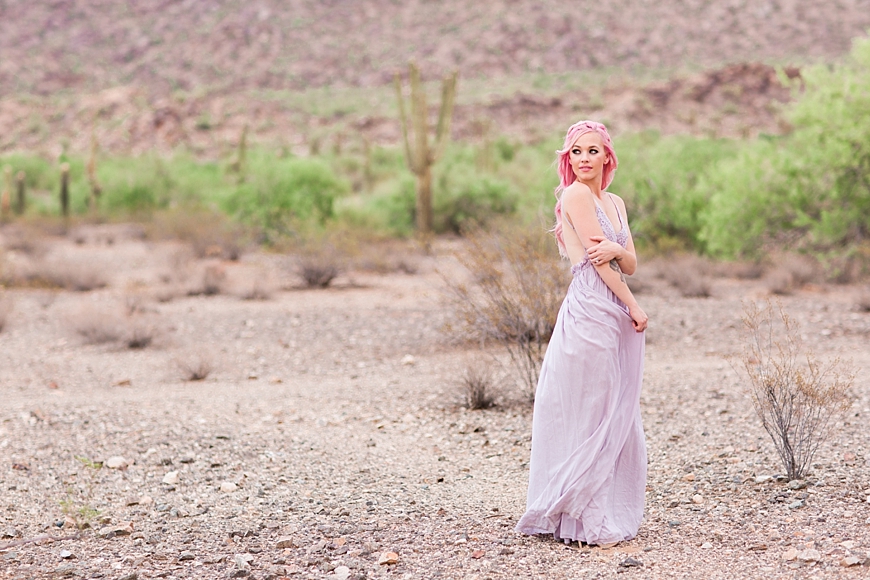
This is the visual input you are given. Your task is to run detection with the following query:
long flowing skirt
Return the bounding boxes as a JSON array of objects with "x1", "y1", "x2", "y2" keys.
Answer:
[{"x1": 516, "y1": 261, "x2": 646, "y2": 545}]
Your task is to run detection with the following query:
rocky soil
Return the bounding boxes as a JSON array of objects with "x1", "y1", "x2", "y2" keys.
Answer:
[{"x1": 1, "y1": 225, "x2": 869, "y2": 579}]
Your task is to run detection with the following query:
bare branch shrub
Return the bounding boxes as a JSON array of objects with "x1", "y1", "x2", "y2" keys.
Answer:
[
  {"x1": 67, "y1": 303, "x2": 125, "y2": 344},
  {"x1": 238, "y1": 275, "x2": 274, "y2": 300},
  {"x1": 741, "y1": 300, "x2": 853, "y2": 480},
  {"x1": 461, "y1": 363, "x2": 497, "y2": 410},
  {"x1": 0, "y1": 291, "x2": 11, "y2": 332},
  {"x1": 176, "y1": 353, "x2": 214, "y2": 381},
  {"x1": 765, "y1": 254, "x2": 819, "y2": 295},
  {"x1": 659, "y1": 255, "x2": 712, "y2": 298},
  {"x1": 125, "y1": 322, "x2": 157, "y2": 349},
  {"x1": 149, "y1": 209, "x2": 244, "y2": 261},
  {"x1": 187, "y1": 263, "x2": 227, "y2": 296},
  {"x1": 856, "y1": 290, "x2": 870, "y2": 313},
  {"x1": 442, "y1": 226, "x2": 568, "y2": 400}
]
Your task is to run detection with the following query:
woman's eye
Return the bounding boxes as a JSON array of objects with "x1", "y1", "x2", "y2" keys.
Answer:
[{"x1": 571, "y1": 149, "x2": 581, "y2": 154}]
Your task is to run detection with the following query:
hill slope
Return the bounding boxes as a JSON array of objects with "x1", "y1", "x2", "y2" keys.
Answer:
[{"x1": 2, "y1": 0, "x2": 869, "y2": 95}]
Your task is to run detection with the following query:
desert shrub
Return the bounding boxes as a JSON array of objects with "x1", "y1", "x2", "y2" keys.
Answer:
[
  {"x1": 702, "y1": 37, "x2": 870, "y2": 258},
  {"x1": 461, "y1": 363, "x2": 497, "y2": 410},
  {"x1": 67, "y1": 303, "x2": 125, "y2": 344},
  {"x1": 856, "y1": 290, "x2": 870, "y2": 312},
  {"x1": 298, "y1": 255, "x2": 340, "y2": 288},
  {"x1": 764, "y1": 254, "x2": 819, "y2": 295},
  {"x1": 226, "y1": 154, "x2": 348, "y2": 240},
  {"x1": 0, "y1": 291, "x2": 11, "y2": 332},
  {"x1": 125, "y1": 321, "x2": 157, "y2": 349},
  {"x1": 177, "y1": 353, "x2": 214, "y2": 381},
  {"x1": 149, "y1": 207, "x2": 245, "y2": 260},
  {"x1": 443, "y1": 225, "x2": 568, "y2": 400},
  {"x1": 614, "y1": 132, "x2": 738, "y2": 252},
  {"x1": 741, "y1": 300, "x2": 853, "y2": 480},
  {"x1": 658, "y1": 254, "x2": 713, "y2": 298},
  {"x1": 433, "y1": 169, "x2": 517, "y2": 233}
]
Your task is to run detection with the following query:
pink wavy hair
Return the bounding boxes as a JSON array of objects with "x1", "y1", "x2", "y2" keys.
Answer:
[{"x1": 552, "y1": 120, "x2": 618, "y2": 258}]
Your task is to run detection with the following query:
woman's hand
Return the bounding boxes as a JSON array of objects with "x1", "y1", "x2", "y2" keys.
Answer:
[
  {"x1": 628, "y1": 303, "x2": 648, "y2": 333},
  {"x1": 587, "y1": 235, "x2": 623, "y2": 267}
]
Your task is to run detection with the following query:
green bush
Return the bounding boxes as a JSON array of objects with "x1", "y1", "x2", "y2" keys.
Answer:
[
  {"x1": 700, "y1": 35, "x2": 870, "y2": 259},
  {"x1": 226, "y1": 154, "x2": 348, "y2": 239},
  {"x1": 613, "y1": 132, "x2": 738, "y2": 252}
]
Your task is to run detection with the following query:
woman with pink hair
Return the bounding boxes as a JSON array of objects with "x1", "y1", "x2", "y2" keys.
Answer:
[{"x1": 516, "y1": 120, "x2": 648, "y2": 546}]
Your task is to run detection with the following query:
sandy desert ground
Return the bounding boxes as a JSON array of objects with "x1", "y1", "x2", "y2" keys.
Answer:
[{"x1": 0, "y1": 225, "x2": 869, "y2": 579}]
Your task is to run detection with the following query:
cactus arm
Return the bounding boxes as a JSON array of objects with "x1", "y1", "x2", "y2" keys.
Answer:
[
  {"x1": 394, "y1": 72, "x2": 418, "y2": 175},
  {"x1": 409, "y1": 63, "x2": 429, "y2": 175},
  {"x1": 432, "y1": 71, "x2": 458, "y2": 163}
]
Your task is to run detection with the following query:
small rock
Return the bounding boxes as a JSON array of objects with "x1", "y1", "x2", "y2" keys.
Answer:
[
  {"x1": 59, "y1": 550, "x2": 74, "y2": 559},
  {"x1": 619, "y1": 557, "x2": 643, "y2": 568},
  {"x1": 798, "y1": 549, "x2": 821, "y2": 562},
  {"x1": 179, "y1": 550, "x2": 195, "y2": 561},
  {"x1": 471, "y1": 550, "x2": 485, "y2": 559},
  {"x1": 118, "y1": 574, "x2": 137, "y2": 580},
  {"x1": 106, "y1": 456, "x2": 128, "y2": 469},
  {"x1": 98, "y1": 521, "x2": 133, "y2": 539},
  {"x1": 54, "y1": 564, "x2": 78, "y2": 577},
  {"x1": 62, "y1": 516, "x2": 78, "y2": 530},
  {"x1": 332, "y1": 566, "x2": 351, "y2": 580},
  {"x1": 681, "y1": 473, "x2": 695, "y2": 482},
  {"x1": 162, "y1": 471, "x2": 179, "y2": 485},
  {"x1": 841, "y1": 556, "x2": 862, "y2": 567},
  {"x1": 400, "y1": 355, "x2": 416, "y2": 366},
  {"x1": 754, "y1": 475, "x2": 772, "y2": 484},
  {"x1": 787, "y1": 480, "x2": 807, "y2": 490},
  {"x1": 2, "y1": 528, "x2": 18, "y2": 538},
  {"x1": 747, "y1": 544, "x2": 768, "y2": 552},
  {"x1": 378, "y1": 551, "x2": 399, "y2": 565},
  {"x1": 220, "y1": 481, "x2": 238, "y2": 492},
  {"x1": 276, "y1": 537, "x2": 296, "y2": 549},
  {"x1": 691, "y1": 494, "x2": 704, "y2": 504},
  {"x1": 700, "y1": 542, "x2": 713, "y2": 549},
  {"x1": 788, "y1": 500, "x2": 805, "y2": 509},
  {"x1": 667, "y1": 520, "x2": 680, "y2": 527},
  {"x1": 783, "y1": 548, "x2": 798, "y2": 561},
  {"x1": 234, "y1": 553, "x2": 254, "y2": 568}
]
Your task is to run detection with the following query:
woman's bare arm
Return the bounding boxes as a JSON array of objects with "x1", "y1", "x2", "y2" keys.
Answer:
[
  {"x1": 585, "y1": 195, "x2": 638, "y2": 275},
  {"x1": 562, "y1": 185, "x2": 648, "y2": 331}
]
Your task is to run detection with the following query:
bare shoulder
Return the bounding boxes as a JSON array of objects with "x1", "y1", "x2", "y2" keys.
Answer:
[
  {"x1": 607, "y1": 191, "x2": 629, "y2": 212},
  {"x1": 562, "y1": 182, "x2": 594, "y2": 204}
]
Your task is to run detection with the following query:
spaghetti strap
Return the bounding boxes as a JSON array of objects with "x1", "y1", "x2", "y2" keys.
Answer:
[{"x1": 607, "y1": 193, "x2": 624, "y2": 228}]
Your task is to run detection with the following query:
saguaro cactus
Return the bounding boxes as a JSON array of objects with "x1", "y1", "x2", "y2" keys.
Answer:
[
  {"x1": 15, "y1": 171, "x2": 25, "y2": 215},
  {"x1": 60, "y1": 163, "x2": 70, "y2": 218},
  {"x1": 0, "y1": 167, "x2": 10, "y2": 220},
  {"x1": 394, "y1": 63, "x2": 458, "y2": 234}
]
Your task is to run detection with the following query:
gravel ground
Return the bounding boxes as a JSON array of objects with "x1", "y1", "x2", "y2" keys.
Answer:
[{"x1": 1, "y1": 229, "x2": 870, "y2": 579}]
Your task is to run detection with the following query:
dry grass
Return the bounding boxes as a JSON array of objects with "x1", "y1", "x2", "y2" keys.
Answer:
[
  {"x1": 125, "y1": 322, "x2": 157, "y2": 349},
  {"x1": 658, "y1": 255, "x2": 712, "y2": 298},
  {"x1": 67, "y1": 303, "x2": 125, "y2": 345},
  {"x1": 0, "y1": 291, "x2": 11, "y2": 333},
  {"x1": 740, "y1": 300, "x2": 853, "y2": 480},
  {"x1": 236, "y1": 273, "x2": 274, "y2": 301},
  {"x1": 460, "y1": 363, "x2": 497, "y2": 410},
  {"x1": 187, "y1": 263, "x2": 228, "y2": 296},
  {"x1": 442, "y1": 225, "x2": 568, "y2": 400},
  {"x1": 149, "y1": 209, "x2": 245, "y2": 261},
  {"x1": 764, "y1": 254, "x2": 820, "y2": 295},
  {"x1": 176, "y1": 353, "x2": 214, "y2": 382}
]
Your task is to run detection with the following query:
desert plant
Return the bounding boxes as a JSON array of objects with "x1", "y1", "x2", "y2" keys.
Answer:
[
  {"x1": 443, "y1": 226, "x2": 568, "y2": 400},
  {"x1": 177, "y1": 353, "x2": 214, "y2": 381},
  {"x1": 0, "y1": 291, "x2": 11, "y2": 332},
  {"x1": 67, "y1": 304, "x2": 124, "y2": 344},
  {"x1": 60, "y1": 455, "x2": 103, "y2": 529},
  {"x1": 299, "y1": 257, "x2": 340, "y2": 288},
  {"x1": 856, "y1": 291, "x2": 870, "y2": 313},
  {"x1": 394, "y1": 62, "x2": 458, "y2": 234},
  {"x1": 740, "y1": 300, "x2": 853, "y2": 480},
  {"x1": 461, "y1": 363, "x2": 497, "y2": 410},
  {"x1": 659, "y1": 255, "x2": 712, "y2": 298},
  {"x1": 125, "y1": 322, "x2": 156, "y2": 349}
]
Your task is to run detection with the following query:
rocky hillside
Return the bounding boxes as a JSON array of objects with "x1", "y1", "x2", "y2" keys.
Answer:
[{"x1": 2, "y1": 0, "x2": 869, "y2": 95}]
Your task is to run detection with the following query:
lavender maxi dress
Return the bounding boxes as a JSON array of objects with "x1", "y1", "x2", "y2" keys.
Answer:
[{"x1": 516, "y1": 197, "x2": 646, "y2": 545}]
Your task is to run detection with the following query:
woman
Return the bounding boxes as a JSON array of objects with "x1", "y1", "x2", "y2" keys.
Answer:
[{"x1": 516, "y1": 120, "x2": 648, "y2": 547}]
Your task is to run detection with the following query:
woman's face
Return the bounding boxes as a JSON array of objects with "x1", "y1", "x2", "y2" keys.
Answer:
[{"x1": 568, "y1": 131, "x2": 609, "y2": 186}]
